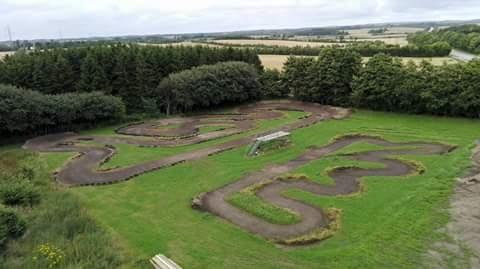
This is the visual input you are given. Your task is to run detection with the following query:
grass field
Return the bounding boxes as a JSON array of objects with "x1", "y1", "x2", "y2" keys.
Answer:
[
  {"x1": 35, "y1": 108, "x2": 480, "y2": 268},
  {"x1": 259, "y1": 54, "x2": 458, "y2": 70}
]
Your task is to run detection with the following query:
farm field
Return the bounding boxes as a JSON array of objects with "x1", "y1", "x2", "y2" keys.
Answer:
[
  {"x1": 259, "y1": 54, "x2": 458, "y2": 70},
  {"x1": 138, "y1": 41, "x2": 222, "y2": 47},
  {"x1": 345, "y1": 27, "x2": 423, "y2": 46},
  {"x1": 212, "y1": 39, "x2": 345, "y2": 47},
  {"x1": 21, "y1": 101, "x2": 480, "y2": 268},
  {"x1": 346, "y1": 27, "x2": 424, "y2": 38},
  {"x1": 355, "y1": 37, "x2": 409, "y2": 45}
]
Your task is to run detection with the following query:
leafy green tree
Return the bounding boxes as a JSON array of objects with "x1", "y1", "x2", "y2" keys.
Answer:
[
  {"x1": 284, "y1": 56, "x2": 315, "y2": 100},
  {"x1": 77, "y1": 53, "x2": 109, "y2": 92},
  {"x1": 352, "y1": 54, "x2": 406, "y2": 111},
  {"x1": 287, "y1": 48, "x2": 361, "y2": 106},
  {"x1": 259, "y1": 69, "x2": 289, "y2": 99}
]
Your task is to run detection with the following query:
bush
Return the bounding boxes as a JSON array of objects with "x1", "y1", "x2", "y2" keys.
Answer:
[
  {"x1": 0, "y1": 150, "x2": 142, "y2": 268},
  {"x1": 0, "y1": 179, "x2": 41, "y2": 207},
  {"x1": 157, "y1": 61, "x2": 261, "y2": 114},
  {"x1": 0, "y1": 85, "x2": 125, "y2": 136},
  {"x1": 0, "y1": 208, "x2": 26, "y2": 248}
]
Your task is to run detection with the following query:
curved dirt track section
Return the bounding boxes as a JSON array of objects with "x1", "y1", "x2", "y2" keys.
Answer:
[
  {"x1": 23, "y1": 101, "x2": 349, "y2": 186},
  {"x1": 195, "y1": 135, "x2": 453, "y2": 244}
]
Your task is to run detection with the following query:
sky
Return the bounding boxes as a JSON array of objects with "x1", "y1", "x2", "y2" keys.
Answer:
[{"x1": 0, "y1": 0, "x2": 479, "y2": 40}]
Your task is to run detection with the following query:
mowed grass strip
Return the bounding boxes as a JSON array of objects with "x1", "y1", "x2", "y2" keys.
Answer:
[{"x1": 42, "y1": 109, "x2": 480, "y2": 269}]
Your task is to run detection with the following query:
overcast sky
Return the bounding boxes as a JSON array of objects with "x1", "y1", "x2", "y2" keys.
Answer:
[{"x1": 1, "y1": 0, "x2": 479, "y2": 40}]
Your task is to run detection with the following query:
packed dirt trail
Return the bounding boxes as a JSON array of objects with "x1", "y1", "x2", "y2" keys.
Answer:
[
  {"x1": 195, "y1": 135, "x2": 453, "y2": 243},
  {"x1": 23, "y1": 101, "x2": 349, "y2": 186}
]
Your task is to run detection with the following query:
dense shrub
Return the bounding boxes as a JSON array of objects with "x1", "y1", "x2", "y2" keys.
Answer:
[
  {"x1": 0, "y1": 179, "x2": 40, "y2": 207},
  {"x1": 259, "y1": 69, "x2": 289, "y2": 99},
  {"x1": 0, "y1": 44, "x2": 262, "y2": 111},
  {"x1": 0, "y1": 208, "x2": 26, "y2": 248},
  {"x1": 0, "y1": 150, "x2": 140, "y2": 268},
  {"x1": 351, "y1": 54, "x2": 480, "y2": 117},
  {"x1": 286, "y1": 48, "x2": 362, "y2": 106},
  {"x1": 157, "y1": 62, "x2": 261, "y2": 114},
  {"x1": 409, "y1": 24, "x2": 480, "y2": 54},
  {"x1": 282, "y1": 48, "x2": 480, "y2": 118},
  {"x1": 0, "y1": 85, "x2": 125, "y2": 136}
]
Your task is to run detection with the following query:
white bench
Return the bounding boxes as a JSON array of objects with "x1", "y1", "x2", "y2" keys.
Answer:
[
  {"x1": 248, "y1": 131, "x2": 290, "y2": 156},
  {"x1": 150, "y1": 254, "x2": 182, "y2": 269}
]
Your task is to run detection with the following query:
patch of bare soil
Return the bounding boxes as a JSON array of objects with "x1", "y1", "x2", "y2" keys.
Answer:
[{"x1": 425, "y1": 145, "x2": 480, "y2": 269}]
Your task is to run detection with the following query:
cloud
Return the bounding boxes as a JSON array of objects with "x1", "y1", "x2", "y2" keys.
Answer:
[{"x1": 0, "y1": 0, "x2": 478, "y2": 40}]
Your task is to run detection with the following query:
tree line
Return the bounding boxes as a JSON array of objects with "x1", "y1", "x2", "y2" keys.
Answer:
[
  {"x1": 409, "y1": 24, "x2": 480, "y2": 54},
  {"x1": 0, "y1": 44, "x2": 262, "y2": 111},
  {"x1": 281, "y1": 48, "x2": 480, "y2": 118},
  {"x1": 0, "y1": 60, "x2": 262, "y2": 137},
  {"x1": 199, "y1": 40, "x2": 451, "y2": 57}
]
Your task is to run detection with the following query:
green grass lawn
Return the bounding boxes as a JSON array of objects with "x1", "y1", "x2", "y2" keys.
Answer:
[{"x1": 42, "y1": 110, "x2": 480, "y2": 268}]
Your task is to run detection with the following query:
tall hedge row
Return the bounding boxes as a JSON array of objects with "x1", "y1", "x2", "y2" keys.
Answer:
[
  {"x1": 0, "y1": 85, "x2": 125, "y2": 136},
  {"x1": 157, "y1": 62, "x2": 261, "y2": 114},
  {"x1": 283, "y1": 49, "x2": 480, "y2": 118},
  {"x1": 202, "y1": 41, "x2": 451, "y2": 57},
  {"x1": 0, "y1": 44, "x2": 262, "y2": 111}
]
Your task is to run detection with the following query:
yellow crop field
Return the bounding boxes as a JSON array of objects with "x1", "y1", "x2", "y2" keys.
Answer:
[
  {"x1": 259, "y1": 54, "x2": 458, "y2": 70},
  {"x1": 138, "y1": 41, "x2": 222, "y2": 48},
  {"x1": 213, "y1": 39, "x2": 345, "y2": 48},
  {"x1": 355, "y1": 37, "x2": 409, "y2": 46}
]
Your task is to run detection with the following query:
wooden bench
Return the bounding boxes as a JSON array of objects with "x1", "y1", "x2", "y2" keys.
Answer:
[{"x1": 150, "y1": 254, "x2": 182, "y2": 269}]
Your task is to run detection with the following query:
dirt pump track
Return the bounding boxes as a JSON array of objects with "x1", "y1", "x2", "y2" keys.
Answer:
[
  {"x1": 23, "y1": 100, "x2": 456, "y2": 245},
  {"x1": 196, "y1": 135, "x2": 453, "y2": 243},
  {"x1": 23, "y1": 100, "x2": 348, "y2": 186}
]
